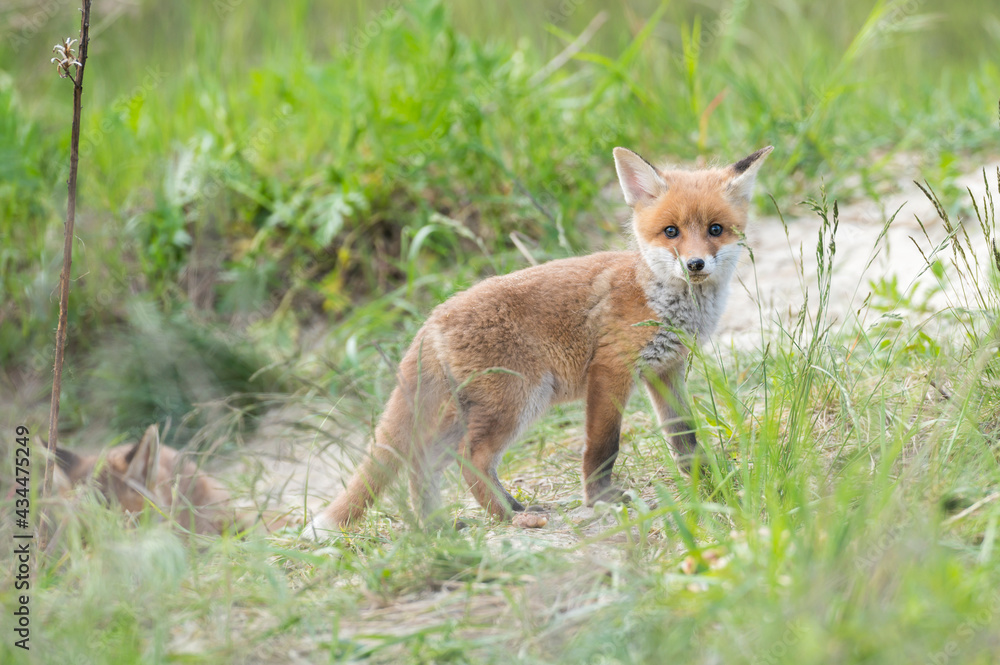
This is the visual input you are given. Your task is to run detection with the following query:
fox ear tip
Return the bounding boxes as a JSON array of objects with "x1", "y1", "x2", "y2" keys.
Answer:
[
  {"x1": 731, "y1": 146, "x2": 774, "y2": 175},
  {"x1": 55, "y1": 447, "x2": 82, "y2": 472},
  {"x1": 124, "y1": 425, "x2": 160, "y2": 465}
]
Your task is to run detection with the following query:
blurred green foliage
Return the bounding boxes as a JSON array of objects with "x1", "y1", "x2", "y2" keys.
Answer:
[{"x1": 1, "y1": 0, "x2": 998, "y2": 422}]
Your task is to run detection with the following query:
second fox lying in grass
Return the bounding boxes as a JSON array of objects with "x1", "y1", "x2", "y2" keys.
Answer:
[
  {"x1": 306, "y1": 145, "x2": 772, "y2": 536},
  {"x1": 56, "y1": 425, "x2": 288, "y2": 535}
]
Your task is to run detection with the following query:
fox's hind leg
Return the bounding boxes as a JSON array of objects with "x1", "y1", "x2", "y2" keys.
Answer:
[
  {"x1": 457, "y1": 405, "x2": 526, "y2": 520},
  {"x1": 456, "y1": 372, "x2": 559, "y2": 520},
  {"x1": 408, "y1": 420, "x2": 463, "y2": 524}
]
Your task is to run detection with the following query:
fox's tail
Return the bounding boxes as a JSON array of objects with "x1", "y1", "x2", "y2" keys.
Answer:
[
  {"x1": 302, "y1": 381, "x2": 417, "y2": 539},
  {"x1": 302, "y1": 333, "x2": 458, "y2": 541}
]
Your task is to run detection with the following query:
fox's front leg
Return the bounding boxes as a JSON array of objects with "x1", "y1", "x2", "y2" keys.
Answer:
[
  {"x1": 583, "y1": 365, "x2": 634, "y2": 505},
  {"x1": 644, "y1": 365, "x2": 702, "y2": 472}
]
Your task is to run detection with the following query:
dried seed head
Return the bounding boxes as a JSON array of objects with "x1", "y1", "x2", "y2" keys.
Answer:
[{"x1": 50, "y1": 37, "x2": 81, "y2": 79}]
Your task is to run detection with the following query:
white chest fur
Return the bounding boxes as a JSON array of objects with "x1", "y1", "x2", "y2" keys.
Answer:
[{"x1": 639, "y1": 277, "x2": 731, "y2": 368}]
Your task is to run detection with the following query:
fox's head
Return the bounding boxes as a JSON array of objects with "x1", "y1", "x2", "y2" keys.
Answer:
[
  {"x1": 613, "y1": 146, "x2": 773, "y2": 286},
  {"x1": 54, "y1": 424, "x2": 243, "y2": 535},
  {"x1": 56, "y1": 424, "x2": 173, "y2": 515}
]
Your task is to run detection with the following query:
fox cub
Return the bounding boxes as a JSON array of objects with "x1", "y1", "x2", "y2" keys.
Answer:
[
  {"x1": 54, "y1": 425, "x2": 287, "y2": 535},
  {"x1": 305, "y1": 145, "x2": 772, "y2": 536}
]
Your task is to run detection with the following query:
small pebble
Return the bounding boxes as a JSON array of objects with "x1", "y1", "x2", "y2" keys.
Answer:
[{"x1": 512, "y1": 512, "x2": 548, "y2": 528}]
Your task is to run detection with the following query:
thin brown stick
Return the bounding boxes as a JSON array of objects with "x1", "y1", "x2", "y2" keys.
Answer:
[{"x1": 42, "y1": 0, "x2": 93, "y2": 549}]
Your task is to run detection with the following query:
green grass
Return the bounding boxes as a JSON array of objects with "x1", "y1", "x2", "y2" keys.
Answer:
[{"x1": 2, "y1": 0, "x2": 1000, "y2": 663}]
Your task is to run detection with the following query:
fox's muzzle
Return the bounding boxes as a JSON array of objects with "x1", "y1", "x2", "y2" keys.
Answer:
[{"x1": 686, "y1": 258, "x2": 705, "y2": 272}]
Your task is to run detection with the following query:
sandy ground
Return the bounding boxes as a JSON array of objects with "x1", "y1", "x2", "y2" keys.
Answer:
[
  {"x1": 241, "y1": 160, "x2": 1000, "y2": 535},
  {"x1": 724, "y1": 161, "x2": 999, "y2": 344}
]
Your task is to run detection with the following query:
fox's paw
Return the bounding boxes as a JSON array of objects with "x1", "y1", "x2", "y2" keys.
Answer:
[
  {"x1": 674, "y1": 450, "x2": 710, "y2": 477},
  {"x1": 301, "y1": 512, "x2": 342, "y2": 543},
  {"x1": 585, "y1": 485, "x2": 631, "y2": 507}
]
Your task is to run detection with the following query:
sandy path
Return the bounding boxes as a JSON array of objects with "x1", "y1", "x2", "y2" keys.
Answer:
[{"x1": 722, "y1": 161, "x2": 999, "y2": 344}]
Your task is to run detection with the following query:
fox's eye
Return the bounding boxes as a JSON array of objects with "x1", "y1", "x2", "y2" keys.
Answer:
[
  {"x1": 708, "y1": 223, "x2": 723, "y2": 237},
  {"x1": 664, "y1": 226, "x2": 679, "y2": 239}
]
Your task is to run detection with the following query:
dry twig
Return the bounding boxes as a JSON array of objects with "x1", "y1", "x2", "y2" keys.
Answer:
[{"x1": 42, "y1": 0, "x2": 93, "y2": 550}]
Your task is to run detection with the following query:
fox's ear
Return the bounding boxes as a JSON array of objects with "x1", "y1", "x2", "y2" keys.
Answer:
[
  {"x1": 726, "y1": 146, "x2": 773, "y2": 204},
  {"x1": 56, "y1": 447, "x2": 94, "y2": 487},
  {"x1": 55, "y1": 447, "x2": 82, "y2": 474},
  {"x1": 613, "y1": 147, "x2": 668, "y2": 207},
  {"x1": 124, "y1": 425, "x2": 161, "y2": 491}
]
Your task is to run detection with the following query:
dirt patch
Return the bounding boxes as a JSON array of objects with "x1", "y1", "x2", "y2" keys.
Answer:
[{"x1": 721, "y1": 161, "x2": 1000, "y2": 345}]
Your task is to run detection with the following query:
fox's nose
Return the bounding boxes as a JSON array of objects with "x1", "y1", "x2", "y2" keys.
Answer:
[{"x1": 686, "y1": 258, "x2": 705, "y2": 272}]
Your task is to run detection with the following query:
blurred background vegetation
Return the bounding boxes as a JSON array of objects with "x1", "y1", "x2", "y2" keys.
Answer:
[
  {"x1": 1, "y1": 0, "x2": 997, "y2": 439},
  {"x1": 2, "y1": 3, "x2": 1000, "y2": 664}
]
